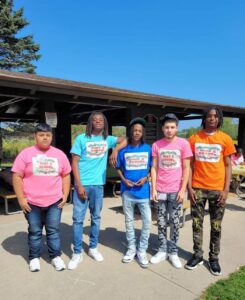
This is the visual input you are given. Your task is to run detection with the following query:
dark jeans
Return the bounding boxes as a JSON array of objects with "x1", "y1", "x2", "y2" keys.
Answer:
[{"x1": 25, "y1": 200, "x2": 62, "y2": 260}]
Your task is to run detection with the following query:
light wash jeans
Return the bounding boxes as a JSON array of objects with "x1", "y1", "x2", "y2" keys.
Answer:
[
  {"x1": 157, "y1": 192, "x2": 182, "y2": 254},
  {"x1": 72, "y1": 185, "x2": 103, "y2": 254},
  {"x1": 122, "y1": 191, "x2": 151, "y2": 253}
]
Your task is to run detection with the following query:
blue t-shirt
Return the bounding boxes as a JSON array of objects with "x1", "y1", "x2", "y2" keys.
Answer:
[
  {"x1": 71, "y1": 133, "x2": 117, "y2": 185},
  {"x1": 117, "y1": 143, "x2": 152, "y2": 199}
]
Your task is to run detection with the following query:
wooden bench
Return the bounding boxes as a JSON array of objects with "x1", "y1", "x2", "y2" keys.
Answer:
[{"x1": 0, "y1": 187, "x2": 22, "y2": 215}]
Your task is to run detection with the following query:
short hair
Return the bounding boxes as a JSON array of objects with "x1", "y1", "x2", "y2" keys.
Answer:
[
  {"x1": 85, "y1": 111, "x2": 108, "y2": 139},
  {"x1": 201, "y1": 107, "x2": 223, "y2": 129},
  {"x1": 34, "y1": 123, "x2": 52, "y2": 133},
  {"x1": 128, "y1": 123, "x2": 145, "y2": 145},
  {"x1": 161, "y1": 113, "x2": 179, "y2": 126}
]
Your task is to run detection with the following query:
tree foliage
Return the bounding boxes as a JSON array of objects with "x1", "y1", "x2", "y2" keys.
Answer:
[{"x1": 0, "y1": 0, "x2": 41, "y2": 73}]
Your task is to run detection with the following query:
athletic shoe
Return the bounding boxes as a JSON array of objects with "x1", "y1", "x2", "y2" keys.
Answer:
[
  {"x1": 136, "y1": 251, "x2": 149, "y2": 268},
  {"x1": 150, "y1": 251, "x2": 167, "y2": 264},
  {"x1": 209, "y1": 259, "x2": 221, "y2": 276},
  {"x1": 88, "y1": 248, "x2": 104, "y2": 262},
  {"x1": 122, "y1": 249, "x2": 136, "y2": 263},
  {"x1": 168, "y1": 254, "x2": 182, "y2": 269},
  {"x1": 29, "y1": 258, "x2": 40, "y2": 272},
  {"x1": 185, "y1": 255, "x2": 203, "y2": 270},
  {"x1": 68, "y1": 253, "x2": 83, "y2": 270},
  {"x1": 51, "y1": 256, "x2": 66, "y2": 271}
]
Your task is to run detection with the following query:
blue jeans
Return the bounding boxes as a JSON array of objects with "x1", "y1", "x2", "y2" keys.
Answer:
[
  {"x1": 157, "y1": 192, "x2": 182, "y2": 254},
  {"x1": 122, "y1": 191, "x2": 151, "y2": 253},
  {"x1": 25, "y1": 200, "x2": 62, "y2": 260},
  {"x1": 72, "y1": 185, "x2": 103, "y2": 254}
]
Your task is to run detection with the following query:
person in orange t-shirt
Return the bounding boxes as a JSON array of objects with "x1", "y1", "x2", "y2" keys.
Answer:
[{"x1": 185, "y1": 107, "x2": 236, "y2": 276}]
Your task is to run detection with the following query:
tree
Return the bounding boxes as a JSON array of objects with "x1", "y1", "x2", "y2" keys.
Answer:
[{"x1": 0, "y1": 0, "x2": 40, "y2": 73}]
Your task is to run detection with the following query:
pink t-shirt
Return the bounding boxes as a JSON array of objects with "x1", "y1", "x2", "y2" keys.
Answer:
[
  {"x1": 152, "y1": 137, "x2": 193, "y2": 193},
  {"x1": 12, "y1": 145, "x2": 71, "y2": 207}
]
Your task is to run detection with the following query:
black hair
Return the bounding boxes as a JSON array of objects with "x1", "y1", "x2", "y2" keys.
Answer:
[
  {"x1": 85, "y1": 111, "x2": 108, "y2": 139},
  {"x1": 201, "y1": 107, "x2": 223, "y2": 129},
  {"x1": 34, "y1": 123, "x2": 52, "y2": 133},
  {"x1": 128, "y1": 123, "x2": 145, "y2": 145}
]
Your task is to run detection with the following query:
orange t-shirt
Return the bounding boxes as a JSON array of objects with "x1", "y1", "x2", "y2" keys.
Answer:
[{"x1": 189, "y1": 130, "x2": 236, "y2": 191}]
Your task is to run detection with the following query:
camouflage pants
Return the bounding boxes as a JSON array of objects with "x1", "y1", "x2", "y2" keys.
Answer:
[
  {"x1": 157, "y1": 192, "x2": 182, "y2": 254},
  {"x1": 191, "y1": 188, "x2": 225, "y2": 260}
]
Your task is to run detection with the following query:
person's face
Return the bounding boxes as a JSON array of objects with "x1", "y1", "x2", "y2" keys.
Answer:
[
  {"x1": 131, "y1": 124, "x2": 143, "y2": 143},
  {"x1": 204, "y1": 109, "x2": 219, "y2": 130},
  {"x1": 162, "y1": 121, "x2": 178, "y2": 139},
  {"x1": 92, "y1": 114, "x2": 104, "y2": 132},
  {"x1": 34, "y1": 131, "x2": 52, "y2": 150}
]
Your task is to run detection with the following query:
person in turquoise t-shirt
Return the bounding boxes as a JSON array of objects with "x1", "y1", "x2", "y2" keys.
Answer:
[
  {"x1": 116, "y1": 117, "x2": 152, "y2": 268},
  {"x1": 68, "y1": 111, "x2": 126, "y2": 270}
]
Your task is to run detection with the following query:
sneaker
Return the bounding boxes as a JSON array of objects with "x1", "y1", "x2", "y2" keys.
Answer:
[
  {"x1": 68, "y1": 253, "x2": 83, "y2": 270},
  {"x1": 150, "y1": 251, "x2": 167, "y2": 264},
  {"x1": 29, "y1": 258, "x2": 40, "y2": 272},
  {"x1": 168, "y1": 254, "x2": 182, "y2": 269},
  {"x1": 122, "y1": 249, "x2": 136, "y2": 263},
  {"x1": 136, "y1": 251, "x2": 149, "y2": 268},
  {"x1": 209, "y1": 259, "x2": 221, "y2": 276},
  {"x1": 51, "y1": 256, "x2": 66, "y2": 271},
  {"x1": 185, "y1": 255, "x2": 203, "y2": 270},
  {"x1": 88, "y1": 248, "x2": 104, "y2": 262}
]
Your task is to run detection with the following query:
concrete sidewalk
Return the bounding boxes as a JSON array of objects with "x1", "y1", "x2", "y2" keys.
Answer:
[{"x1": 0, "y1": 195, "x2": 244, "y2": 300}]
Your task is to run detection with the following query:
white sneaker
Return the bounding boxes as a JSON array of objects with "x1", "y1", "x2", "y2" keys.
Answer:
[
  {"x1": 169, "y1": 254, "x2": 182, "y2": 269},
  {"x1": 29, "y1": 258, "x2": 40, "y2": 272},
  {"x1": 122, "y1": 249, "x2": 136, "y2": 263},
  {"x1": 88, "y1": 248, "x2": 104, "y2": 262},
  {"x1": 68, "y1": 253, "x2": 83, "y2": 270},
  {"x1": 150, "y1": 251, "x2": 168, "y2": 264},
  {"x1": 51, "y1": 256, "x2": 66, "y2": 271},
  {"x1": 136, "y1": 251, "x2": 149, "y2": 268}
]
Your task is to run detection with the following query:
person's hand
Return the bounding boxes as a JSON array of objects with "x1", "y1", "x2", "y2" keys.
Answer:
[
  {"x1": 217, "y1": 190, "x2": 228, "y2": 207},
  {"x1": 188, "y1": 188, "x2": 196, "y2": 204},
  {"x1": 152, "y1": 189, "x2": 158, "y2": 202},
  {"x1": 19, "y1": 198, "x2": 31, "y2": 213},
  {"x1": 58, "y1": 198, "x2": 67, "y2": 209},
  {"x1": 176, "y1": 190, "x2": 185, "y2": 203},
  {"x1": 109, "y1": 149, "x2": 118, "y2": 168},
  {"x1": 123, "y1": 179, "x2": 135, "y2": 187},
  {"x1": 77, "y1": 185, "x2": 87, "y2": 200},
  {"x1": 134, "y1": 177, "x2": 147, "y2": 187}
]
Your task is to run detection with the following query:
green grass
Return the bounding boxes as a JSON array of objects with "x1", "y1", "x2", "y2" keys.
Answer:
[{"x1": 201, "y1": 266, "x2": 245, "y2": 300}]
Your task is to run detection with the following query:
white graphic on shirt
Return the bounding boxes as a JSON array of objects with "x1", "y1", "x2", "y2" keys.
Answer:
[
  {"x1": 159, "y1": 149, "x2": 180, "y2": 169},
  {"x1": 86, "y1": 141, "x2": 108, "y2": 158},
  {"x1": 125, "y1": 152, "x2": 148, "y2": 170},
  {"x1": 32, "y1": 154, "x2": 58, "y2": 176},
  {"x1": 195, "y1": 143, "x2": 222, "y2": 162}
]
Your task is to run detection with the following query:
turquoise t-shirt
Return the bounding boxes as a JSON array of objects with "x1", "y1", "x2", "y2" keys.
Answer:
[{"x1": 71, "y1": 134, "x2": 117, "y2": 185}]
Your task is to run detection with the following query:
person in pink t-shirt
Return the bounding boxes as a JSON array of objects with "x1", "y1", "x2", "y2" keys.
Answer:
[
  {"x1": 150, "y1": 113, "x2": 192, "y2": 268},
  {"x1": 12, "y1": 123, "x2": 71, "y2": 272}
]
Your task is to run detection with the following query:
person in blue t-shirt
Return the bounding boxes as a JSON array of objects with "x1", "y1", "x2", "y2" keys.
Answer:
[
  {"x1": 68, "y1": 111, "x2": 126, "y2": 270},
  {"x1": 116, "y1": 117, "x2": 152, "y2": 268}
]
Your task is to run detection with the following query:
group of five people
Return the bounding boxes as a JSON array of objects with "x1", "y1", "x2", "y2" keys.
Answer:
[{"x1": 12, "y1": 106, "x2": 236, "y2": 276}]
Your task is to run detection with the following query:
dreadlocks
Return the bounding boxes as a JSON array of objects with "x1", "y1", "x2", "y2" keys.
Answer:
[
  {"x1": 201, "y1": 106, "x2": 223, "y2": 129},
  {"x1": 85, "y1": 111, "x2": 109, "y2": 139}
]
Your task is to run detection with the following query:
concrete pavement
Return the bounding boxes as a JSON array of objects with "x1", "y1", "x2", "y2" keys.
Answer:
[{"x1": 0, "y1": 194, "x2": 245, "y2": 300}]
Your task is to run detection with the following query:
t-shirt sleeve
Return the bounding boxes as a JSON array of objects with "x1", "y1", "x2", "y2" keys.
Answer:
[
  {"x1": 223, "y1": 135, "x2": 236, "y2": 157},
  {"x1": 60, "y1": 153, "x2": 72, "y2": 175},
  {"x1": 151, "y1": 142, "x2": 158, "y2": 157},
  {"x1": 182, "y1": 139, "x2": 193, "y2": 159},
  {"x1": 107, "y1": 136, "x2": 118, "y2": 149},
  {"x1": 11, "y1": 150, "x2": 26, "y2": 175},
  {"x1": 188, "y1": 136, "x2": 195, "y2": 153},
  {"x1": 70, "y1": 136, "x2": 82, "y2": 156}
]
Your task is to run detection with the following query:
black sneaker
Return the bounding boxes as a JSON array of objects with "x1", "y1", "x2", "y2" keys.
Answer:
[
  {"x1": 209, "y1": 259, "x2": 221, "y2": 276},
  {"x1": 185, "y1": 255, "x2": 203, "y2": 270}
]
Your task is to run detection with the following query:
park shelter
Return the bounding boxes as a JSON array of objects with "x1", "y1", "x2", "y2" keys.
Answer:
[{"x1": 0, "y1": 69, "x2": 245, "y2": 157}]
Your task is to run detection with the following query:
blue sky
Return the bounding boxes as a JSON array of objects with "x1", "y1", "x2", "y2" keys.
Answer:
[{"x1": 14, "y1": 1, "x2": 245, "y2": 129}]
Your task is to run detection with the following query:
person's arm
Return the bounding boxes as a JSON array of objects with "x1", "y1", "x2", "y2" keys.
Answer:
[
  {"x1": 72, "y1": 154, "x2": 87, "y2": 199},
  {"x1": 12, "y1": 172, "x2": 31, "y2": 213},
  {"x1": 109, "y1": 137, "x2": 128, "y2": 168},
  {"x1": 150, "y1": 157, "x2": 158, "y2": 202},
  {"x1": 187, "y1": 157, "x2": 196, "y2": 204},
  {"x1": 58, "y1": 173, "x2": 71, "y2": 208},
  {"x1": 177, "y1": 158, "x2": 191, "y2": 202},
  {"x1": 116, "y1": 168, "x2": 134, "y2": 187},
  {"x1": 218, "y1": 155, "x2": 232, "y2": 206}
]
